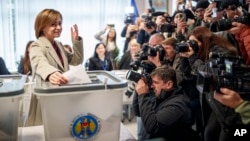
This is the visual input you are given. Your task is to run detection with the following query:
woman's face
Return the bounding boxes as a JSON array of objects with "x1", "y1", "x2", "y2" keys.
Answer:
[
  {"x1": 225, "y1": 6, "x2": 241, "y2": 19},
  {"x1": 108, "y1": 29, "x2": 116, "y2": 38},
  {"x1": 43, "y1": 18, "x2": 62, "y2": 42},
  {"x1": 96, "y1": 44, "x2": 106, "y2": 56},
  {"x1": 174, "y1": 13, "x2": 186, "y2": 24},
  {"x1": 189, "y1": 35, "x2": 202, "y2": 48},
  {"x1": 129, "y1": 43, "x2": 140, "y2": 54}
]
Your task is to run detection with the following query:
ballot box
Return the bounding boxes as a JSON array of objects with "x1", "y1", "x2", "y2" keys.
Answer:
[
  {"x1": 33, "y1": 71, "x2": 127, "y2": 141},
  {"x1": 0, "y1": 75, "x2": 26, "y2": 141}
]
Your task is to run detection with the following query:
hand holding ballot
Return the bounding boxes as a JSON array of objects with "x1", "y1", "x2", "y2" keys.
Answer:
[{"x1": 63, "y1": 65, "x2": 91, "y2": 85}]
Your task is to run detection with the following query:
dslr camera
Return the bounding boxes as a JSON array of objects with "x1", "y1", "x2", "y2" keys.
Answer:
[
  {"x1": 174, "y1": 40, "x2": 199, "y2": 53},
  {"x1": 196, "y1": 53, "x2": 250, "y2": 99},
  {"x1": 210, "y1": 8, "x2": 250, "y2": 32},
  {"x1": 126, "y1": 44, "x2": 165, "y2": 84}
]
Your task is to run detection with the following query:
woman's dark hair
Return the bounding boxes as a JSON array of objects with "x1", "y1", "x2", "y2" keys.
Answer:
[
  {"x1": 93, "y1": 43, "x2": 107, "y2": 58},
  {"x1": 221, "y1": 0, "x2": 240, "y2": 9},
  {"x1": 187, "y1": 26, "x2": 238, "y2": 61},
  {"x1": 23, "y1": 40, "x2": 34, "y2": 74},
  {"x1": 106, "y1": 28, "x2": 117, "y2": 48}
]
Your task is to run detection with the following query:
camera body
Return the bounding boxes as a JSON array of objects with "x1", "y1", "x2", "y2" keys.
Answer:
[
  {"x1": 142, "y1": 15, "x2": 156, "y2": 29},
  {"x1": 175, "y1": 40, "x2": 199, "y2": 53},
  {"x1": 142, "y1": 11, "x2": 171, "y2": 30},
  {"x1": 126, "y1": 61, "x2": 156, "y2": 84},
  {"x1": 135, "y1": 44, "x2": 165, "y2": 62},
  {"x1": 126, "y1": 44, "x2": 165, "y2": 84},
  {"x1": 124, "y1": 15, "x2": 134, "y2": 24},
  {"x1": 210, "y1": 10, "x2": 250, "y2": 32},
  {"x1": 196, "y1": 53, "x2": 250, "y2": 99}
]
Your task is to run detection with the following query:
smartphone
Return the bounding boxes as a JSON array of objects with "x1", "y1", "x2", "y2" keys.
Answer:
[
  {"x1": 211, "y1": 8, "x2": 217, "y2": 18},
  {"x1": 107, "y1": 24, "x2": 115, "y2": 27},
  {"x1": 178, "y1": 4, "x2": 185, "y2": 11}
]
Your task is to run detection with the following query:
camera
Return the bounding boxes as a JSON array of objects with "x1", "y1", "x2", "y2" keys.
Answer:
[
  {"x1": 124, "y1": 15, "x2": 134, "y2": 24},
  {"x1": 160, "y1": 23, "x2": 176, "y2": 33},
  {"x1": 210, "y1": 9, "x2": 250, "y2": 32},
  {"x1": 196, "y1": 53, "x2": 250, "y2": 99},
  {"x1": 126, "y1": 61, "x2": 156, "y2": 83},
  {"x1": 174, "y1": 40, "x2": 199, "y2": 53},
  {"x1": 135, "y1": 44, "x2": 166, "y2": 62},
  {"x1": 142, "y1": 15, "x2": 156, "y2": 29},
  {"x1": 126, "y1": 44, "x2": 165, "y2": 84}
]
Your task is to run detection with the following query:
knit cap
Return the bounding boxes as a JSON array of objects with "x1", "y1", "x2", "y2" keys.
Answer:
[{"x1": 195, "y1": 0, "x2": 210, "y2": 9}]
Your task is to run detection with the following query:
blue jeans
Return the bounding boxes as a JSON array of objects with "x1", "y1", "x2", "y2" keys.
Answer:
[{"x1": 137, "y1": 117, "x2": 143, "y2": 140}]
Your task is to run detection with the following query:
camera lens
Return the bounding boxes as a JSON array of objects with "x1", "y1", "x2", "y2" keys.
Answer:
[
  {"x1": 175, "y1": 43, "x2": 189, "y2": 53},
  {"x1": 126, "y1": 70, "x2": 142, "y2": 83},
  {"x1": 147, "y1": 47, "x2": 157, "y2": 57}
]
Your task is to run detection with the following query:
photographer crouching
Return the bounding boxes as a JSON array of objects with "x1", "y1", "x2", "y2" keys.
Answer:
[{"x1": 134, "y1": 65, "x2": 199, "y2": 141}]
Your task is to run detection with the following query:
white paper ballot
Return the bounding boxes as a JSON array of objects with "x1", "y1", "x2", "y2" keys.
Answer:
[{"x1": 63, "y1": 65, "x2": 91, "y2": 84}]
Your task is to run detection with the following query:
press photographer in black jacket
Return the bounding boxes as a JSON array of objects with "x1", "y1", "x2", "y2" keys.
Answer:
[{"x1": 135, "y1": 65, "x2": 199, "y2": 141}]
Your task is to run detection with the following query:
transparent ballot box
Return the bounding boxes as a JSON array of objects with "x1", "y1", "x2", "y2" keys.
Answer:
[
  {"x1": 0, "y1": 75, "x2": 26, "y2": 141},
  {"x1": 33, "y1": 71, "x2": 127, "y2": 141}
]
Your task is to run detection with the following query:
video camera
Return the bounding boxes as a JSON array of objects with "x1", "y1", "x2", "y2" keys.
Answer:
[
  {"x1": 174, "y1": 40, "x2": 199, "y2": 53},
  {"x1": 196, "y1": 53, "x2": 250, "y2": 99},
  {"x1": 126, "y1": 44, "x2": 165, "y2": 84}
]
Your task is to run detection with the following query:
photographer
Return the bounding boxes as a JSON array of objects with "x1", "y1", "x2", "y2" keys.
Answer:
[
  {"x1": 163, "y1": 11, "x2": 189, "y2": 42},
  {"x1": 228, "y1": 21, "x2": 250, "y2": 65},
  {"x1": 214, "y1": 88, "x2": 250, "y2": 125},
  {"x1": 155, "y1": 15, "x2": 167, "y2": 32},
  {"x1": 188, "y1": 0, "x2": 210, "y2": 33},
  {"x1": 121, "y1": 17, "x2": 140, "y2": 53},
  {"x1": 209, "y1": 1, "x2": 250, "y2": 65},
  {"x1": 179, "y1": 26, "x2": 238, "y2": 141},
  {"x1": 147, "y1": 33, "x2": 165, "y2": 67},
  {"x1": 161, "y1": 37, "x2": 184, "y2": 85},
  {"x1": 135, "y1": 65, "x2": 199, "y2": 141},
  {"x1": 137, "y1": 14, "x2": 158, "y2": 46},
  {"x1": 179, "y1": 26, "x2": 238, "y2": 76},
  {"x1": 132, "y1": 33, "x2": 165, "y2": 140}
]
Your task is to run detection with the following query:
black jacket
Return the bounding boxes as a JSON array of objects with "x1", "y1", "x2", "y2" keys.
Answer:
[
  {"x1": 139, "y1": 87, "x2": 199, "y2": 141},
  {"x1": 88, "y1": 57, "x2": 113, "y2": 71},
  {"x1": 0, "y1": 57, "x2": 10, "y2": 75},
  {"x1": 118, "y1": 51, "x2": 132, "y2": 70},
  {"x1": 136, "y1": 29, "x2": 150, "y2": 46}
]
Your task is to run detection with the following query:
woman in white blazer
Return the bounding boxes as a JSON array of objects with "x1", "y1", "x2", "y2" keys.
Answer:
[{"x1": 30, "y1": 9, "x2": 83, "y2": 85}]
